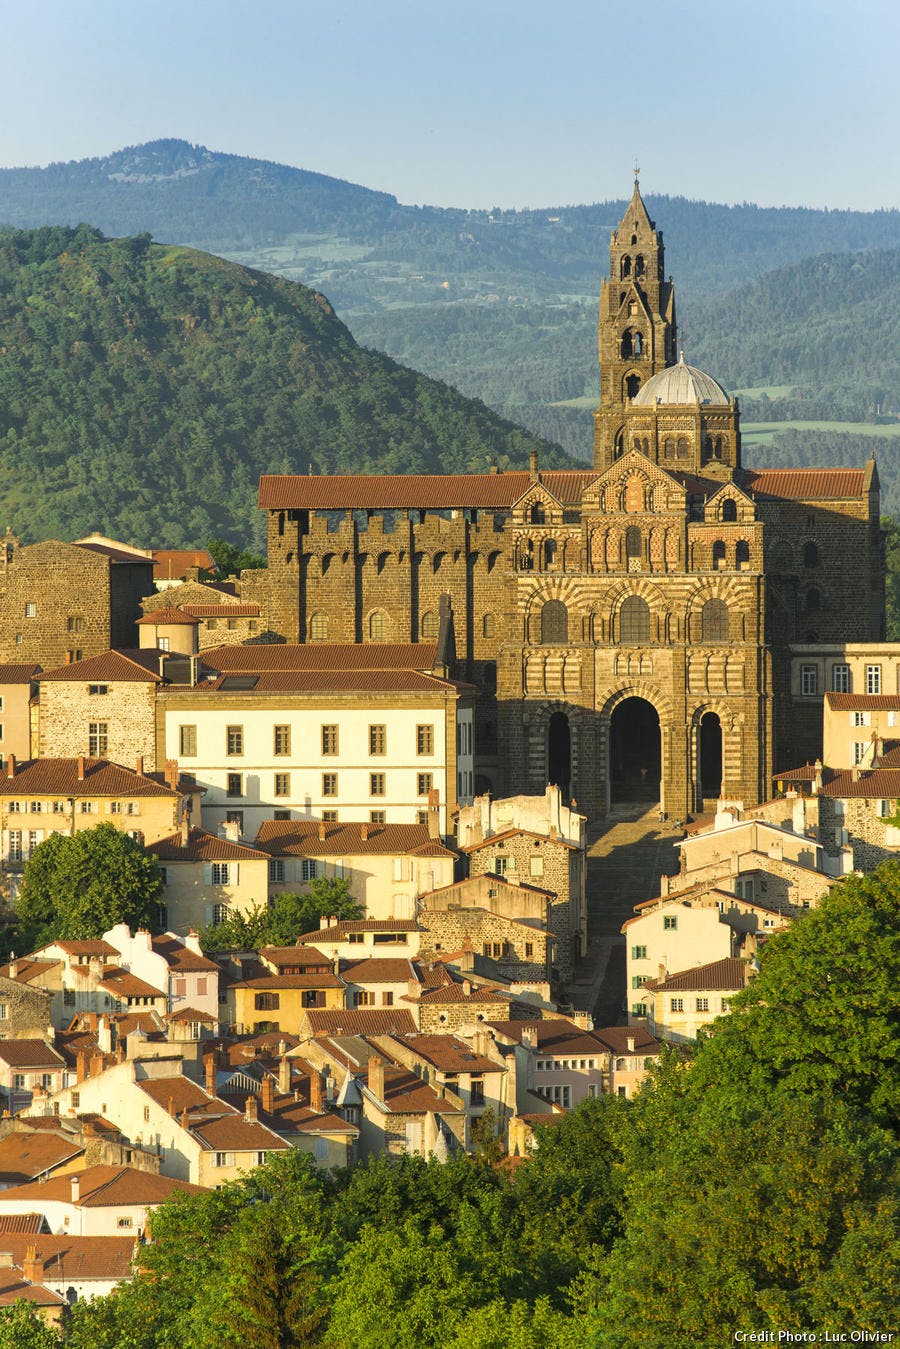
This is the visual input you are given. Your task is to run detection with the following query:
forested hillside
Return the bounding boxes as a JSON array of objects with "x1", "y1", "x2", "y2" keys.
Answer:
[{"x1": 0, "y1": 226, "x2": 565, "y2": 547}]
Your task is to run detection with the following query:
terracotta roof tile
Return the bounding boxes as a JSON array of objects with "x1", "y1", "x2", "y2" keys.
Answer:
[
  {"x1": 0, "y1": 1214, "x2": 46, "y2": 1234},
  {"x1": 203, "y1": 642, "x2": 438, "y2": 672},
  {"x1": 77, "y1": 541, "x2": 153, "y2": 565},
  {"x1": 39, "y1": 650, "x2": 164, "y2": 682},
  {"x1": 645, "y1": 957, "x2": 750, "y2": 993},
  {"x1": 743, "y1": 467, "x2": 867, "y2": 500},
  {"x1": 382, "y1": 1033, "x2": 501, "y2": 1074},
  {"x1": 459, "y1": 828, "x2": 577, "y2": 852},
  {"x1": 0, "y1": 1132, "x2": 83, "y2": 1184},
  {"x1": 236, "y1": 972, "x2": 345, "y2": 990},
  {"x1": 0, "y1": 1275, "x2": 64, "y2": 1306},
  {"x1": 417, "y1": 983, "x2": 510, "y2": 1005},
  {"x1": 820, "y1": 767, "x2": 900, "y2": 798},
  {"x1": 0, "y1": 665, "x2": 41, "y2": 684},
  {"x1": 375, "y1": 1065, "x2": 462, "y2": 1115},
  {"x1": 99, "y1": 970, "x2": 166, "y2": 999},
  {"x1": 259, "y1": 946, "x2": 332, "y2": 969},
  {"x1": 297, "y1": 920, "x2": 418, "y2": 941},
  {"x1": 189, "y1": 670, "x2": 468, "y2": 694},
  {"x1": 486, "y1": 1019, "x2": 609, "y2": 1055},
  {"x1": 182, "y1": 604, "x2": 261, "y2": 617},
  {"x1": 151, "y1": 934, "x2": 219, "y2": 972},
  {"x1": 825, "y1": 693, "x2": 900, "y2": 710},
  {"x1": 340, "y1": 958, "x2": 416, "y2": 983},
  {"x1": 0, "y1": 758, "x2": 178, "y2": 798},
  {"x1": 151, "y1": 828, "x2": 267, "y2": 863},
  {"x1": 136, "y1": 607, "x2": 199, "y2": 626},
  {"x1": 589, "y1": 1026, "x2": 662, "y2": 1056},
  {"x1": 258, "y1": 471, "x2": 598, "y2": 511},
  {"x1": 255, "y1": 820, "x2": 454, "y2": 858},
  {"x1": 0, "y1": 1041, "x2": 65, "y2": 1069},
  {"x1": 187, "y1": 1114, "x2": 289, "y2": 1152},
  {"x1": 151, "y1": 549, "x2": 215, "y2": 578},
  {"x1": 0, "y1": 1165, "x2": 206, "y2": 1206},
  {"x1": 303, "y1": 1008, "x2": 417, "y2": 1036},
  {"x1": 0, "y1": 1233, "x2": 137, "y2": 1280}
]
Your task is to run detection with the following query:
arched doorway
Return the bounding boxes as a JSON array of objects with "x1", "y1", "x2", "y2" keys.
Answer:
[
  {"x1": 547, "y1": 712, "x2": 571, "y2": 792},
  {"x1": 699, "y1": 712, "x2": 722, "y2": 804},
  {"x1": 609, "y1": 697, "x2": 660, "y2": 804}
]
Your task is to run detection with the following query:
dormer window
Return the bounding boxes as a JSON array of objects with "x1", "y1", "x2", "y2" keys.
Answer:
[{"x1": 529, "y1": 502, "x2": 546, "y2": 525}]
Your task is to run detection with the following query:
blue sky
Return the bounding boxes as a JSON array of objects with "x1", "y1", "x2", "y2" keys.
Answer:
[{"x1": 2, "y1": 0, "x2": 898, "y2": 211}]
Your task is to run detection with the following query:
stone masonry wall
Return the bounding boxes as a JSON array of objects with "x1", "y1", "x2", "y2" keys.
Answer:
[{"x1": 39, "y1": 681, "x2": 158, "y2": 767}]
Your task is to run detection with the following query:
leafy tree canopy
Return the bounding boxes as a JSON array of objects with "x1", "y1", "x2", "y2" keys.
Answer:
[
  {"x1": 198, "y1": 876, "x2": 361, "y2": 952},
  {"x1": 14, "y1": 822, "x2": 163, "y2": 950}
]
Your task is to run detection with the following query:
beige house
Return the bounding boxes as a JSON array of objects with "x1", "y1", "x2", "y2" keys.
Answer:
[
  {"x1": 0, "y1": 665, "x2": 40, "y2": 760},
  {"x1": 643, "y1": 957, "x2": 751, "y2": 1043},
  {"x1": 255, "y1": 818, "x2": 456, "y2": 919},
  {"x1": 822, "y1": 692, "x2": 900, "y2": 769},
  {"x1": 297, "y1": 918, "x2": 422, "y2": 961},
  {"x1": 786, "y1": 642, "x2": 900, "y2": 769},
  {"x1": 0, "y1": 1165, "x2": 204, "y2": 1235},
  {"x1": 150, "y1": 826, "x2": 270, "y2": 934}
]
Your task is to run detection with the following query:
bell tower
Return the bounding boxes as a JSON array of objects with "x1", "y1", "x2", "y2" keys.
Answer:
[{"x1": 593, "y1": 175, "x2": 677, "y2": 470}]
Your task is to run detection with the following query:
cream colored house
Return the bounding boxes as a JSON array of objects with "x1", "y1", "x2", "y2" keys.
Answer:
[
  {"x1": 643, "y1": 957, "x2": 751, "y2": 1043},
  {"x1": 149, "y1": 826, "x2": 270, "y2": 934},
  {"x1": 157, "y1": 642, "x2": 475, "y2": 837},
  {"x1": 255, "y1": 818, "x2": 455, "y2": 919},
  {"x1": 0, "y1": 665, "x2": 40, "y2": 760},
  {"x1": 822, "y1": 692, "x2": 900, "y2": 769},
  {"x1": 0, "y1": 1165, "x2": 204, "y2": 1235}
]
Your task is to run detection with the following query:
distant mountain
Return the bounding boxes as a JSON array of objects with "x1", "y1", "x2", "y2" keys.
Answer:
[
  {"x1": 2, "y1": 139, "x2": 900, "y2": 305},
  {"x1": 0, "y1": 225, "x2": 566, "y2": 548}
]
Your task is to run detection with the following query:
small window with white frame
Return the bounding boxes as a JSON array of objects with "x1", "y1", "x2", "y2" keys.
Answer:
[
  {"x1": 866, "y1": 665, "x2": 882, "y2": 694},
  {"x1": 852, "y1": 711, "x2": 871, "y2": 727},
  {"x1": 852, "y1": 742, "x2": 868, "y2": 765},
  {"x1": 800, "y1": 665, "x2": 818, "y2": 696},
  {"x1": 831, "y1": 663, "x2": 850, "y2": 693}
]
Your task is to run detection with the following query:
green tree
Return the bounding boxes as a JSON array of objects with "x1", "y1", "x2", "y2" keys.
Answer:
[
  {"x1": 14, "y1": 823, "x2": 163, "y2": 949},
  {"x1": 0, "y1": 1303, "x2": 60, "y2": 1348},
  {"x1": 204, "y1": 537, "x2": 266, "y2": 576},
  {"x1": 199, "y1": 877, "x2": 361, "y2": 951}
]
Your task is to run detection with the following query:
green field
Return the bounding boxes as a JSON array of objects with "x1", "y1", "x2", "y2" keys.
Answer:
[{"x1": 743, "y1": 420, "x2": 900, "y2": 445}]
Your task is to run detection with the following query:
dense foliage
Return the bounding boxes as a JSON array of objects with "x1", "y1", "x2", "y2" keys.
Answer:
[
  {"x1": 13, "y1": 823, "x2": 163, "y2": 949},
  {"x1": 0, "y1": 225, "x2": 566, "y2": 548},
  {"x1": 198, "y1": 877, "x2": 362, "y2": 952},
  {"x1": 9, "y1": 861, "x2": 896, "y2": 1346}
]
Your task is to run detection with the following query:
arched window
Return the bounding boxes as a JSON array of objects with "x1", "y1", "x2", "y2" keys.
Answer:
[
  {"x1": 421, "y1": 610, "x2": 439, "y2": 638},
  {"x1": 712, "y1": 540, "x2": 727, "y2": 569},
  {"x1": 633, "y1": 331, "x2": 643, "y2": 355},
  {"x1": 676, "y1": 437, "x2": 689, "y2": 457},
  {"x1": 529, "y1": 502, "x2": 546, "y2": 525},
  {"x1": 369, "y1": 610, "x2": 387, "y2": 641},
  {"x1": 620, "y1": 595, "x2": 650, "y2": 644},
  {"x1": 701, "y1": 598, "x2": 729, "y2": 642},
  {"x1": 805, "y1": 588, "x2": 821, "y2": 613},
  {"x1": 542, "y1": 539, "x2": 557, "y2": 568},
  {"x1": 663, "y1": 437, "x2": 675, "y2": 459},
  {"x1": 715, "y1": 436, "x2": 724, "y2": 457},
  {"x1": 621, "y1": 331, "x2": 633, "y2": 358},
  {"x1": 625, "y1": 374, "x2": 641, "y2": 399},
  {"x1": 309, "y1": 612, "x2": 329, "y2": 641},
  {"x1": 721, "y1": 498, "x2": 737, "y2": 522},
  {"x1": 803, "y1": 541, "x2": 819, "y2": 568},
  {"x1": 625, "y1": 525, "x2": 642, "y2": 560},
  {"x1": 540, "y1": 600, "x2": 568, "y2": 645},
  {"x1": 635, "y1": 255, "x2": 645, "y2": 277},
  {"x1": 736, "y1": 540, "x2": 751, "y2": 567},
  {"x1": 620, "y1": 255, "x2": 631, "y2": 278},
  {"x1": 482, "y1": 614, "x2": 495, "y2": 639}
]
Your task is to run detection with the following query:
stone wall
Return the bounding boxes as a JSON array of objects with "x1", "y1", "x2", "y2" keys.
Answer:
[
  {"x1": 39, "y1": 680, "x2": 158, "y2": 767},
  {"x1": 466, "y1": 833, "x2": 580, "y2": 979},
  {"x1": 418, "y1": 907, "x2": 550, "y2": 984},
  {"x1": 819, "y1": 795, "x2": 900, "y2": 871},
  {"x1": 0, "y1": 975, "x2": 52, "y2": 1038}
]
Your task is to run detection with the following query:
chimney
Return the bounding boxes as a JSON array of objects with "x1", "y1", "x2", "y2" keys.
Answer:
[
  {"x1": 76, "y1": 1051, "x2": 89, "y2": 1084},
  {"x1": 184, "y1": 930, "x2": 202, "y2": 956},
  {"x1": 529, "y1": 449, "x2": 538, "y2": 477},
  {"x1": 204, "y1": 1054, "x2": 217, "y2": 1097},
  {"x1": 180, "y1": 816, "x2": 189, "y2": 847},
  {"x1": 167, "y1": 1094, "x2": 176, "y2": 1117},
  {"x1": 165, "y1": 759, "x2": 179, "y2": 790},
  {"x1": 244, "y1": 1095, "x2": 259, "y2": 1123},
  {"x1": 278, "y1": 1056, "x2": 291, "y2": 1095},
  {"x1": 90, "y1": 1050, "x2": 104, "y2": 1078},
  {"x1": 5, "y1": 754, "x2": 13, "y2": 778},
  {"x1": 70, "y1": 1174, "x2": 80, "y2": 1204},
  {"x1": 318, "y1": 820, "x2": 326, "y2": 842},
  {"x1": 521, "y1": 1024, "x2": 538, "y2": 1049},
  {"x1": 310, "y1": 1070, "x2": 325, "y2": 1114},
  {"x1": 97, "y1": 1015, "x2": 113, "y2": 1055},
  {"x1": 428, "y1": 788, "x2": 440, "y2": 840},
  {"x1": 7, "y1": 959, "x2": 17, "y2": 981},
  {"x1": 22, "y1": 1245, "x2": 44, "y2": 1285},
  {"x1": 367, "y1": 1055, "x2": 385, "y2": 1100},
  {"x1": 77, "y1": 756, "x2": 85, "y2": 780},
  {"x1": 360, "y1": 822, "x2": 369, "y2": 842},
  {"x1": 135, "y1": 755, "x2": 144, "y2": 777},
  {"x1": 626, "y1": 1035, "x2": 635, "y2": 1052},
  {"x1": 261, "y1": 1075, "x2": 275, "y2": 1114},
  {"x1": 180, "y1": 1107, "x2": 190, "y2": 1132},
  {"x1": 658, "y1": 963, "x2": 667, "y2": 981},
  {"x1": 813, "y1": 759, "x2": 823, "y2": 794},
  {"x1": 319, "y1": 915, "x2": 329, "y2": 930},
  {"x1": 462, "y1": 979, "x2": 472, "y2": 997}
]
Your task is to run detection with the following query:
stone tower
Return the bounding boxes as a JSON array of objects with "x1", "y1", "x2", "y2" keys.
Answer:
[{"x1": 593, "y1": 175, "x2": 677, "y2": 470}]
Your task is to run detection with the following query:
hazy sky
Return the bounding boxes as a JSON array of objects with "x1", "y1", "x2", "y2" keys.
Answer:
[{"x1": 2, "y1": 0, "x2": 897, "y2": 211}]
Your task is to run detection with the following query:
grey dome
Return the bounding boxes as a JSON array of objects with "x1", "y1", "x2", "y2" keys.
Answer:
[{"x1": 632, "y1": 358, "x2": 728, "y2": 406}]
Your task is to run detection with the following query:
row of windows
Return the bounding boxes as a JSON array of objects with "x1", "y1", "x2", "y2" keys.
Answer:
[
  {"x1": 535, "y1": 1057, "x2": 598, "y2": 1070},
  {"x1": 20, "y1": 605, "x2": 85, "y2": 628},
  {"x1": 181, "y1": 723, "x2": 438, "y2": 758},
  {"x1": 538, "y1": 596, "x2": 732, "y2": 645},
  {"x1": 8, "y1": 800, "x2": 139, "y2": 815},
  {"x1": 494, "y1": 854, "x2": 545, "y2": 878},
  {"x1": 669, "y1": 997, "x2": 730, "y2": 1013},
  {"x1": 800, "y1": 663, "x2": 884, "y2": 696},
  {"x1": 223, "y1": 772, "x2": 435, "y2": 799}
]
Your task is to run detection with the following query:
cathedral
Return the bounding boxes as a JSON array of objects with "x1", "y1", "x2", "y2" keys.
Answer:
[{"x1": 249, "y1": 179, "x2": 883, "y2": 822}]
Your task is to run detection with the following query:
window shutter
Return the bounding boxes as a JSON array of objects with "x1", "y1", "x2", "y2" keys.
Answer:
[
  {"x1": 203, "y1": 863, "x2": 212, "y2": 885},
  {"x1": 233, "y1": 864, "x2": 239, "y2": 883}
]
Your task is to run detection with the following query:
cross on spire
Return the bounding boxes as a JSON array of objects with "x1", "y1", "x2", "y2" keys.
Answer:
[{"x1": 633, "y1": 158, "x2": 640, "y2": 183}]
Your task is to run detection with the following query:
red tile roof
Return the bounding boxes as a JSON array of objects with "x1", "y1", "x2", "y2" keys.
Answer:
[
  {"x1": 825, "y1": 693, "x2": 900, "y2": 710},
  {"x1": 151, "y1": 549, "x2": 215, "y2": 578},
  {"x1": 151, "y1": 934, "x2": 219, "y2": 972},
  {"x1": 590, "y1": 1026, "x2": 662, "y2": 1056},
  {"x1": 303, "y1": 1008, "x2": 417, "y2": 1036},
  {"x1": 0, "y1": 1214, "x2": 46, "y2": 1234},
  {"x1": 0, "y1": 1041, "x2": 65, "y2": 1069},
  {"x1": 820, "y1": 767, "x2": 900, "y2": 798},
  {"x1": 297, "y1": 920, "x2": 418, "y2": 941},
  {"x1": 417, "y1": 983, "x2": 510, "y2": 1005},
  {"x1": 258, "y1": 470, "x2": 598, "y2": 511},
  {"x1": 487, "y1": 1019, "x2": 609, "y2": 1055},
  {"x1": 0, "y1": 1132, "x2": 83, "y2": 1184},
  {"x1": 151, "y1": 828, "x2": 267, "y2": 863},
  {"x1": 743, "y1": 467, "x2": 868, "y2": 500},
  {"x1": 459, "y1": 828, "x2": 577, "y2": 853},
  {"x1": 0, "y1": 664, "x2": 40, "y2": 684},
  {"x1": 136, "y1": 607, "x2": 199, "y2": 626},
  {"x1": 182, "y1": 604, "x2": 260, "y2": 617},
  {"x1": 0, "y1": 758, "x2": 178, "y2": 798},
  {"x1": 0, "y1": 1233, "x2": 137, "y2": 1280},
  {"x1": 99, "y1": 970, "x2": 166, "y2": 999},
  {"x1": 340, "y1": 958, "x2": 416, "y2": 983},
  {"x1": 236, "y1": 972, "x2": 345, "y2": 990},
  {"x1": 645, "y1": 957, "x2": 750, "y2": 993},
  {"x1": 203, "y1": 642, "x2": 439, "y2": 672},
  {"x1": 39, "y1": 650, "x2": 164, "y2": 683},
  {"x1": 0, "y1": 959, "x2": 57, "y2": 985},
  {"x1": 382, "y1": 1034, "x2": 501, "y2": 1074},
  {"x1": 0, "y1": 1165, "x2": 206, "y2": 1206},
  {"x1": 41, "y1": 940, "x2": 119, "y2": 957},
  {"x1": 255, "y1": 819, "x2": 454, "y2": 858},
  {"x1": 185, "y1": 669, "x2": 469, "y2": 694}
]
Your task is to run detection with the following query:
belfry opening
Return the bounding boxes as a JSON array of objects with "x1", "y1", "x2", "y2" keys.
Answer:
[
  {"x1": 610, "y1": 697, "x2": 660, "y2": 804},
  {"x1": 699, "y1": 712, "x2": 723, "y2": 805}
]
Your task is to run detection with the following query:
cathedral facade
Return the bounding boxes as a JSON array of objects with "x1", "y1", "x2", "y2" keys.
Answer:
[{"x1": 249, "y1": 181, "x2": 883, "y2": 823}]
